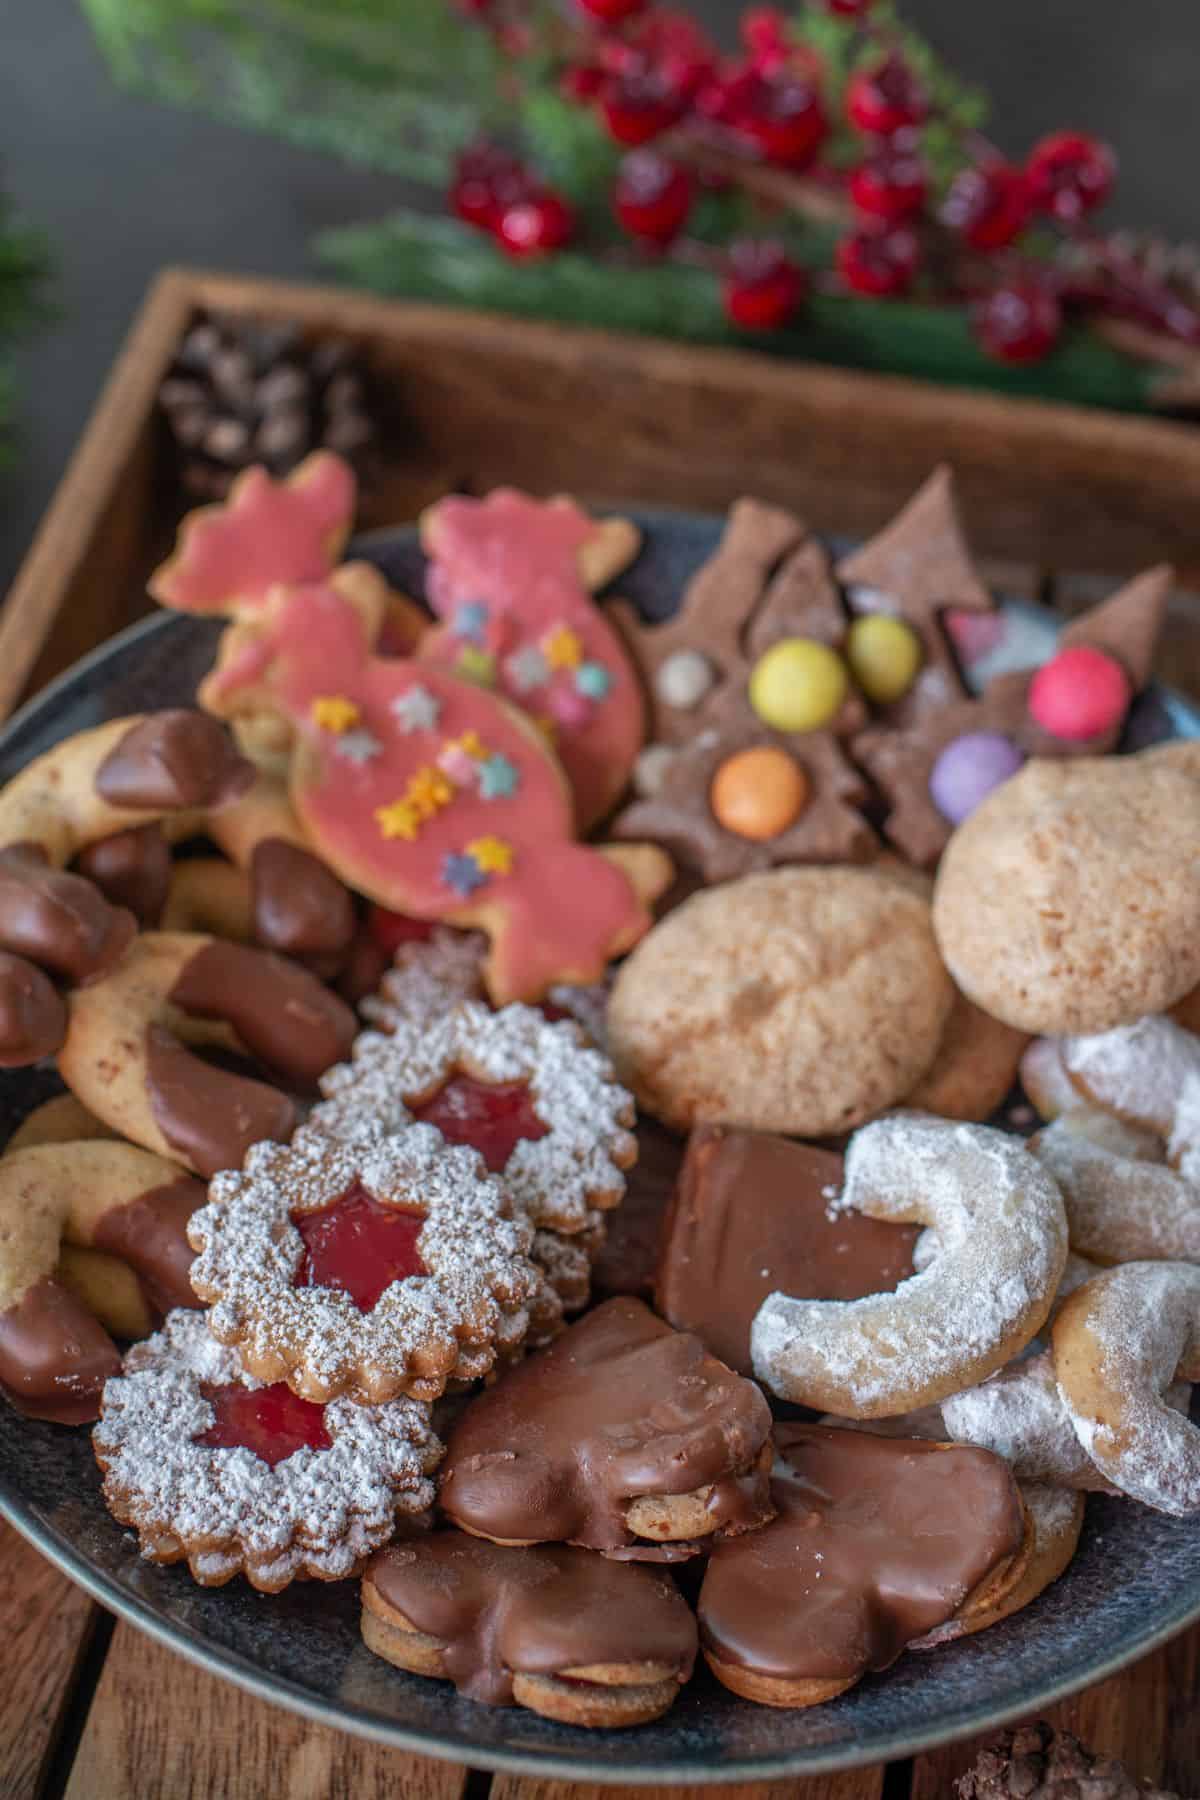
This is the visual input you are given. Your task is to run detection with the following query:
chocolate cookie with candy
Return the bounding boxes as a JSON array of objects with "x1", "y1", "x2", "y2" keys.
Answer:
[
  {"x1": 361, "y1": 1532, "x2": 697, "y2": 1726},
  {"x1": 856, "y1": 566, "x2": 1170, "y2": 868},
  {"x1": 94, "y1": 1308, "x2": 441, "y2": 1591},
  {"x1": 0, "y1": 1140, "x2": 204, "y2": 1422},
  {"x1": 438, "y1": 1295, "x2": 773, "y2": 1558},
  {"x1": 698, "y1": 1424, "x2": 1030, "y2": 1707}
]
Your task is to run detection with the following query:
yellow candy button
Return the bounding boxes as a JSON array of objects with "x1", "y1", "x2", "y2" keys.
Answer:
[
  {"x1": 846, "y1": 613, "x2": 922, "y2": 706},
  {"x1": 748, "y1": 639, "x2": 848, "y2": 733}
]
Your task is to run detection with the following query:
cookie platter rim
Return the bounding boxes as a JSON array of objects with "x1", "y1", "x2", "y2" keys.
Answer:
[{"x1": 2, "y1": 510, "x2": 1199, "y2": 1785}]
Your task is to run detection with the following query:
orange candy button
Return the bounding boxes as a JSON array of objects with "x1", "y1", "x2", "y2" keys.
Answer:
[{"x1": 710, "y1": 747, "x2": 809, "y2": 841}]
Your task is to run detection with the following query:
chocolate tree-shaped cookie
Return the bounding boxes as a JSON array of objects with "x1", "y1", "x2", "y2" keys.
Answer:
[{"x1": 854, "y1": 565, "x2": 1171, "y2": 868}]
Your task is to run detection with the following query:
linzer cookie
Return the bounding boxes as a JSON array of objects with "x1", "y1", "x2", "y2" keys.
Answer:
[
  {"x1": 58, "y1": 933, "x2": 357, "y2": 1178},
  {"x1": 93, "y1": 1308, "x2": 441, "y2": 1590},
  {"x1": 0, "y1": 1141, "x2": 204, "y2": 1423},
  {"x1": 751, "y1": 1114, "x2": 1067, "y2": 1417},
  {"x1": 608, "y1": 867, "x2": 954, "y2": 1136},
  {"x1": 933, "y1": 751, "x2": 1200, "y2": 1035},
  {"x1": 698, "y1": 1424, "x2": 1028, "y2": 1708},
  {"x1": 361, "y1": 1532, "x2": 697, "y2": 1726},
  {"x1": 187, "y1": 1127, "x2": 539, "y2": 1403},
  {"x1": 656, "y1": 1128, "x2": 917, "y2": 1375},
  {"x1": 417, "y1": 489, "x2": 643, "y2": 830},
  {"x1": 439, "y1": 1296, "x2": 773, "y2": 1557}
]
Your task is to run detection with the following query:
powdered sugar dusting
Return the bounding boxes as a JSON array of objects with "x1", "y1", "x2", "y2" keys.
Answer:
[
  {"x1": 1032, "y1": 1112, "x2": 1200, "y2": 1263},
  {"x1": 1063, "y1": 1015, "x2": 1200, "y2": 1141},
  {"x1": 304, "y1": 999, "x2": 636, "y2": 1235},
  {"x1": 751, "y1": 1114, "x2": 1067, "y2": 1414},
  {"x1": 92, "y1": 1309, "x2": 441, "y2": 1589},
  {"x1": 1019, "y1": 1037, "x2": 1082, "y2": 1119},
  {"x1": 942, "y1": 1352, "x2": 1113, "y2": 1489},
  {"x1": 187, "y1": 1126, "x2": 538, "y2": 1403},
  {"x1": 360, "y1": 929, "x2": 487, "y2": 1029}
]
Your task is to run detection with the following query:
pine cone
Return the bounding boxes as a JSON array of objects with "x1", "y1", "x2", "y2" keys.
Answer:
[
  {"x1": 158, "y1": 310, "x2": 379, "y2": 500},
  {"x1": 956, "y1": 1723, "x2": 1186, "y2": 1799}
]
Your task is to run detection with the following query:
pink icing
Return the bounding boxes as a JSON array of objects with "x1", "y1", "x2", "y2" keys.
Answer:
[
  {"x1": 216, "y1": 582, "x2": 648, "y2": 1001},
  {"x1": 150, "y1": 454, "x2": 356, "y2": 616},
  {"x1": 417, "y1": 491, "x2": 644, "y2": 829}
]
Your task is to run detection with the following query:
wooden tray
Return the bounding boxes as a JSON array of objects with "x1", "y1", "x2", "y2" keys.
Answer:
[{"x1": 6, "y1": 264, "x2": 1200, "y2": 726}]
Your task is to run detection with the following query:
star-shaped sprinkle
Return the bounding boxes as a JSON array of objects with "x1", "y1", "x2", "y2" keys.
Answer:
[
  {"x1": 438, "y1": 743, "x2": 479, "y2": 786},
  {"x1": 457, "y1": 645, "x2": 496, "y2": 686},
  {"x1": 458, "y1": 730, "x2": 488, "y2": 759},
  {"x1": 408, "y1": 765, "x2": 455, "y2": 819},
  {"x1": 548, "y1": 682, "x2": 592, "y2": 728},
  {"x1": 334, "y1": 729, "x2": 382, "y2": 764},
  {"x1": 506, "y1": 646, "x2": 550, "y2": 693},
  {"x1": 442, "y1": 852, "x2": 486, "y2": 897},
  {"x1": 542, "y1": 624, "x2": 584, "y2": 671},
  {"x1": 454, "y1": 600, "x2": 490, "y2": 643},
  {"x1": 466, "y1": 835, "x2": 514, "y2": 876},
  {"x1": 311, "y1": 695, "x2": 361, "y2": 734},
  {"x1": 478, "y1": 753, "x2": 518, "y2": 799},
  {"x1": 375, "y1": 799, "x2": 422, "y2": 841},
  {"x1": 575, "y1": 661, "x2": 611, "y2": 699},
  {"x1": 390, "y1": 685, "x2": 441, "y2": 733}
]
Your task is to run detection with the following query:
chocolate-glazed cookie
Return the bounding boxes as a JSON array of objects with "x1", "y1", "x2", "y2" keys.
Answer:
[
  {"x1": 361, "y1": 1531, "x2": 697, "y2": 1725},
  {"x1": 439, "y1": 1295, "x2": 773, "y2": 1558},
  {"x1": 656, "y1": 1128, "x2": 917, "y2": 1374},
  {"x1": 699, "y1": 1424, "x2": 1029, "y2": 1708}
]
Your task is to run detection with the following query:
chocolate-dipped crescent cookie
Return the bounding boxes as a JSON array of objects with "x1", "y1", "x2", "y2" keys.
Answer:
[
  {"x1": 58, "y1": 932, "x2": 356, "y2": 1177},
  {"x1": 362, "y1": 1531, "x2": 698, "y2": 1726},
  {"x1": 439, "y1": 1295, "x2": 773, "y2": 1557}
]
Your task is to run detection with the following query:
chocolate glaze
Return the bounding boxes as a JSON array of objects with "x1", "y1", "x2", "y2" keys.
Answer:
[
  {"x1": 93, "y1": 711, "x2": 254, "y2": 813},
  {"x1": 0, "y1": 951, "x2": 67, "y2": 1066},
  {"x1": 145, "y1": 1025, "x2": 298, "y2": 1179},
  {"x1": 335, "y1": 926, "x2": 391, "y2": 1006},
  {"x1": 0, "y1": 845, "x2": 136, "y2": 984},
  {"x1": 250, "y1": 839, "x2": 356, "y2": 959},
  {"x1": 591, "y1": 1118, "x2": 683, "y2": 1302},
  {"x1": 439, "y1": 1295, "x2": 773, "y2": 1555},
  {"x1": 0, "y1": 1274, "x2": 121, "y2": 1423},
  {"x1": 169, "y1": 939, "x2": 356, "y2": 1091},
  {"x1": 93, "y1": 1177, "x2": 206, "y2": 1315},
  {"x1": 75, "y1": 825, "x2": 171, "y2": 926},
  {"x1": 367, "y1": 1531, "x2": 697, "y2": 1706},
  {"x1": 699, "y1": 1424, "x2": 1025, "y2": 1686},
  {"x1": 657, "y1": 1128, "x2": 918, "y2": 1374}
]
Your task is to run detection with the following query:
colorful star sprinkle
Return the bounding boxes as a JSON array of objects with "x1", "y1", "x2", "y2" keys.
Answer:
[
  {"x1": 466, "y1": 835, "x2": 514, "y2": 876},
  {"x1": 442, "y1": 852, "x2": 486, "y2": 897},
  {"x1": 542, "y1": 624, "x2": 584, "y2": 671},
  {"x1": 310, "y1": 695, "x2": 361, "y2": 734},
  {"x1": 454, "y1": 600, "x2": 490, "y2": 643},
  {"x1": 407, "y1": 765, "x2": 455, "y2": 819},
  {"x1": 506, "y1": 646, "x2": 550, "y2": 693},
  {"x1": 375, "y1": 799, "x2": 422, "y2": 842},
  {"x1": 478, "y1": 753, "x2": 519, "y2": 799},
  {"x1": 456, "y1": 645, "x2": 496, "y2": 686},
  {"x1": 390, "y1": 685, "x2": 441, "y2": 733},
  {"x1": 548, "y1": 683, "x2": 592, "y2": 728},
  {"x1": 335, "y1": 729, "x2": 382, "y2": 764},
  {"x1": 575, "y1": 661, "x2": 612, "y2": 699}
]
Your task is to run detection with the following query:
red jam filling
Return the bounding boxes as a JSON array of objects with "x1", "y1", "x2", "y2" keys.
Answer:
[
  {"x1": 538, "y1": 1001, "x2": 570, "y2": 1024},
  {"x1": 367, "y1": 906, "x2": 436, "y2": 954},
  {"x1": 411, "y1": 1073, "x2": 549, "y2": 1173},
  {"x1": 293, "y1": 1179, "x2": 428, "y2": 1312},
  {"x1": 197, "y1": 1382, "x2": 331, "y2": 1467}
]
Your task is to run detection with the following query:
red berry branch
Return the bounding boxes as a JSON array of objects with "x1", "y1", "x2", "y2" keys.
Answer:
[{"x1": 443, "y1": 0, "x2": 1200, "y2": 370}]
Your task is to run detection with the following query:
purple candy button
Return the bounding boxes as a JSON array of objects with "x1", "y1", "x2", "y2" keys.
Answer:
[{"x1": 929, "y1": 731, "x2": 1025, "y2": 826}]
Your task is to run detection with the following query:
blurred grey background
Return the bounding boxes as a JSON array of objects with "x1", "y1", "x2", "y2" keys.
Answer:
[{"x1": 1, "y1": 0, "x2": 1196, "y2": 593}]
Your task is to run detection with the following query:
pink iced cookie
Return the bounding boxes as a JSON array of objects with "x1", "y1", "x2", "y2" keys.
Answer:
[
  {"x1": 418, "y1": 491, "x2": 644, "y2": 830},
  {"x1": 148, "y1": 452, "x2": 357, "y2": 616},
  {"x1": 207, "y1": 576, "x2": 653, "y2": 1005}
]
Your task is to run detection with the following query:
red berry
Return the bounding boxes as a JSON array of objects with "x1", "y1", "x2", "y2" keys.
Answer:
[
  {"x1": 741, "y1": 6, "x2": 789, "y2": 69},
  {"x1": 943, "y1": 161, "x2": 1030, "y2": 250},
  {"x1": 450, "y1": 144, "x2": 531, "y2": 232},
  {"x1": 738, "y1": 69, "x2": 828, "y2": 167},
  {"x1": 599, "y1": 69, "x2": 684, "y2": 145},
  {"x1": 836, "y1": 224, "x2": 920, "y2": 296},
  {"x1": 495, "y1": 190, "x2": 575, "y2": 257},
  {"x1": 971, "y1": 278, "x2": 1063, "y2": 364},
  {"x1": 824, "y1": 0, "x2": 874, "y2": 12},
  {"x1": 723, "y1": 241, "x2": 806, "y2": 330},
  {"x1": 625, "y1": 9, "x2": 718, "y2": 99},
  {"x1": 614, "y1": 151, "x2": 692, "y2": 244},
  {"x1": 575, "y1": 0, "x2": 646, "y2": 20},
  {"x1": 846, "y1": 55, "x2": 928, "y2": 136},
  {"x1": 849, "y1": 144, "x2": 927, "y2": 220},
  {"x1": 1027, "y1": 644, "x2": 1130, "y2": 741},
  {"x1": 1026, "y1": 130, "x2": 1116, "y2": 223},
  {"x1": 561, "y1": 62, "x2": 607, "y2": 101}
]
